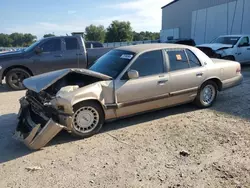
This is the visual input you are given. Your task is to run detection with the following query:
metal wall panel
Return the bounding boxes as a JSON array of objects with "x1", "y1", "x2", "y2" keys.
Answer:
[
  {"x1": 242, "y1": 0, "x2": 250, "y2": 34},
  {"x1": 162, "y1": 0, "x2": 250, "y2": 44}
]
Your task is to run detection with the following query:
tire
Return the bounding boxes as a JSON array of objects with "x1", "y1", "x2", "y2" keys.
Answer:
[
  {"x1": 6, "y1": 68, "x2": 31, "y2": 90},
  {"x1": 71, "y1": 101, "x2": 105, "y2": 138},
  {"x1": 195, "y1": 81, "x2": 218, "y2": 108},
  {"x1": 223, "y1": 56, "x2": 235, "y2": 61}
]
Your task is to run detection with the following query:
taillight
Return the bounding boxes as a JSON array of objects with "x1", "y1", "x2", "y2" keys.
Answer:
[{"x1": 236, "y1": 67, "x2": 241, "y2": 73}]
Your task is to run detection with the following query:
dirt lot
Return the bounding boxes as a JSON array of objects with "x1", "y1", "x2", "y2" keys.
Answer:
[{"x1": 0, "y1": 67, "x2": 250, "y2": 188}]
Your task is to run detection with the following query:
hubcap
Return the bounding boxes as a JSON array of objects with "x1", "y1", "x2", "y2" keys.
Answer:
[
  {"x1": 9, "y1": 71, "x2": 29, "y2": 89},
  {"x1": 201, "y1": 85, "x2": 216, "y2": 105},
  {"x1": 73, "y1": 106, "x2": 99, "y2": 134}
]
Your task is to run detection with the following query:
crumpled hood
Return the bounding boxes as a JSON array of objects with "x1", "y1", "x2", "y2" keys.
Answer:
[
  {"x1": 23, "y1": 69, "x2": 112, "y2": 93},
  {"x1": 0, "y1": 50, "x2": 24, "y2": 60},
  {"x1": 197, "y1": 43, "x2": 233, "y2": 51}
]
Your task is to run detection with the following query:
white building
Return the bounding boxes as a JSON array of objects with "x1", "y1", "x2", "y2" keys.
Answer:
[{"x1": 161, "y1": 0, "x2": 250, "y2": 44}]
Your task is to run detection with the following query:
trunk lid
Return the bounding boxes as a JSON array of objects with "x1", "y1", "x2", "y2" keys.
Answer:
[{"x1": 23, "y1": 69, "x2": 112, "y2": 93}]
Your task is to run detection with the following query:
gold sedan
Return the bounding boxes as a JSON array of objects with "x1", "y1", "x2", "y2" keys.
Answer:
[{"x1": 15, "y1": 44, "x2": 243, "y2": 149}]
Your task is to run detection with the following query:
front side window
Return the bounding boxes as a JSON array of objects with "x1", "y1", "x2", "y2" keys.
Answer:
[
  {"x1": 239, "y1": 37, "x2": 249, "y2": 46},
  {"x1": 40, "y1": 39, "x2": 61, "y2": 52},
  {"x1": 167, "y1": 50, "x2": 189, "y2": 71},
  {"x1": 65, "y1": 38, "x2": 79, "y2": 50},
  {"x1": 129, "y1": 50, "x2": 164, "y2": 77},
  {"x1": 186, "y1": 50, "x2": 201, "y2": 68}
]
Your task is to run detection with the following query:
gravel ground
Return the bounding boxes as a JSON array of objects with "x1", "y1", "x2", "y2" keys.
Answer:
[{"x1": 0, "y1": 68, "x2": 250, "y2": 188}]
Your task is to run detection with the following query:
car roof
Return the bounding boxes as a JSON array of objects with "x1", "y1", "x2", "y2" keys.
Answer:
[
  {"x1": 116, "y1": 43, "x2": 191, "y2": 54},
  {"x1": 219, "y1": 35, "x2": 249, "y2": 37}
]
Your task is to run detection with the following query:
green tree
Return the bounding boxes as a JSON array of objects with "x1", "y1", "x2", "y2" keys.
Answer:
[
  {"x1": 0, "y1": 33, "x2": 13, "y2": 47},
  {"x1": 43, "y1": 33, "x2": 55, "y2": 38},
  {"x1": 105, "y1": 21, "x2": 133, "y2": 42},
  {"x1": 85, "y1": 25, "x2": 106, "y2": 42},
  {"x1": 133, "y1": 31, "x2": 160, "y2": 41},
  {"x1": 8, "y1": 33, "x2": 36, "y2": 47},
  {"x1": 23, "y1": 33, "x2": 37, "y2": 46}
]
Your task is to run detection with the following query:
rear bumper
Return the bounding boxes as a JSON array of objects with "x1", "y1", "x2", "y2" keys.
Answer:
[
  {"x1": 221, "y1": 75, "x2": 243, "y2": 91},
  {"x1": 13, "y1": 97, "x2": 65, "y2": 150}
]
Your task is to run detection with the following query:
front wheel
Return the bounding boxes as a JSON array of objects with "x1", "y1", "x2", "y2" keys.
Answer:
[
  {"x1": 71, "y1": 101, "x2": 104, "y2": 138},
  {"x1": 6, "y1": 68, "x2": 31, "y2": 90},
  {"x1": 195, "y1": 81, "x2": 218, "y2": 108}
]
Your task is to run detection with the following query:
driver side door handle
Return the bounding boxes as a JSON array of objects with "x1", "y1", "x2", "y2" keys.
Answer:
[
  {"x1": 158, "y1": 79, "x2": 168, "y2": 85},
  {"x1": 196, "y1": 72, "x2": 203, "y2": 77}
]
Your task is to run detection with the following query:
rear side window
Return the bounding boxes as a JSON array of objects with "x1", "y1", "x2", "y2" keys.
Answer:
[
  {"x1": 65, "y1": 38, "x2": 79, "y2": 50},
  {"x1": 167, "y1": 50, "x2": 189, "y2": 71},
  {"x1": 40, "y1": 39, "x2": 61, "y2": 52},
  {"x1": 186, "y1": 50, "x2": 201, "y2": 68},
  {"x1": 130, "y1": 50, "x2": 164, "y2": 77}
]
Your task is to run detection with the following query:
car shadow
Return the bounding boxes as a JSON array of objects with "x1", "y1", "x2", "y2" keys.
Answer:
[
  {"x1": 0, "y1": 83, "x2": 12, "y2": 93},
  {"x1": 0, "y1": 113, "x2": 32, "y2": 164}
]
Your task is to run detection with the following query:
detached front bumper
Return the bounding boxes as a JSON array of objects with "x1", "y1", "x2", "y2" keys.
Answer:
[{"x1": 14, "y1": 97, "x2": 65, "y2": 150}]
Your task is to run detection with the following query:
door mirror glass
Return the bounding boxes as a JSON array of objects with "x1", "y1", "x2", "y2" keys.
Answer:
[
  {"x1": 128, "y1": 70, "x2": 139, "y2": 79},
  {"x1": 35, "y1": 47, "x2": 43, "y2": 54}
]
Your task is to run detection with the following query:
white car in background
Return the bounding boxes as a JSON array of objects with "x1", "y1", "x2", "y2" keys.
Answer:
[{"x1": 197, "y1": 35, "x2": 250, "y2": 64}]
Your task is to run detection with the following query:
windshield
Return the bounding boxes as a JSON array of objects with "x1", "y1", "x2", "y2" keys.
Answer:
[
  {"x1": 89, "y1": 50, "x2": 135, "y2": 79},
  {"x1": 23, "y1": 39, "x2": 42, "y2": 52},
  {"x1": 211, "y1": 37, "x2": 240, "y2": 45}
]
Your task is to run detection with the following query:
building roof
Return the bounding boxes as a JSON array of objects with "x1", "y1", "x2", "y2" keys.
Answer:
[
  {"x1": 161, "y1": 0, "x2": 179, "y2": 9},
  {"x1": 116, "y1": 43, "x2": 190, "y2": 54}
]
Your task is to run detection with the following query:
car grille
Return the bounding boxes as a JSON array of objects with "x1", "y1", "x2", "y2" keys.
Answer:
[{"x1": 26, "y1": 91, "x2": 49, "y2": 121}]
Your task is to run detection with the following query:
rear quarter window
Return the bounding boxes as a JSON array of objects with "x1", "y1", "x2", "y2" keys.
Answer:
[{"x1": 186, "y1": 49, "x2": 201, "y2": 68}]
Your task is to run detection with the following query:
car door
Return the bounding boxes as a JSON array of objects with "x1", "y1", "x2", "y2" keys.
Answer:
[
  {"x1": 31, "y1": 38, "x2": 63, "y2": 74},
  {"x1": 236, "y1": 36, "x2": 250, "y2": 63},
  {"x1": 165, "y1": 49, "x2": 206, "y2": 103},
  {"x1": 115, "y1": 50, "x2": 171, "y2": 117},
  {"x1": 62, "y1": 37, "x2": 87, "y2": 69}
]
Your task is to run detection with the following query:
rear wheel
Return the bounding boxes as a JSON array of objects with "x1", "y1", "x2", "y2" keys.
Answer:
[
  {"x1": 71, "y1": 101, "x2": 104, "y2": 138},
  {"x1": 195, "y1": 81, "x2": 218, "y2": 108},
  {"x1": 6, "y1": 68, "x2": 31, "y2": 90}
]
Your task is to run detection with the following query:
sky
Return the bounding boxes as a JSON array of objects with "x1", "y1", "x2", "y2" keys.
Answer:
[{"x1": 0, "y1": 0, "x2": 173, "y2": 39}]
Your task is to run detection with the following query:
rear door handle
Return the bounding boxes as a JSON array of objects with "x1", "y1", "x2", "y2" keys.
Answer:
[
  {"x1": 76, "y1": 53, "x2": 83, "y2": 56},
  {"x1": 247, "y1": 48, "x2": 250, "y2": 50},
  {"x1": 196, "y1": 72, "x2": 203, "y2": 77},
  {"x1": 54, "y1": 54, "x2": 62, "y2": 57},
  {"x1": 158, "y1": 79, "x2": 168, "y2": 85}
]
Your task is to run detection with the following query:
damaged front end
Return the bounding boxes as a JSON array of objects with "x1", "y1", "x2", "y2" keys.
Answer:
[
  {"x1": 14, "y1": 93, "x2": 71, "y2": 150},
  {"x1": 14, "y1": 69, "x2": 111, "y2": 150}
]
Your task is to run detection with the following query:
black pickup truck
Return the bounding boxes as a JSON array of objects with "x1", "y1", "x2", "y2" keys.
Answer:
[{"x1": 0, "y1": 36, "x2": 113, "y2": 90}]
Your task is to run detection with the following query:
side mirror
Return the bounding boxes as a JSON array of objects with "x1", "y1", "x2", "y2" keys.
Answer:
[
  {"x1": 128, "y1": 70, "x2": 139, "y2": 79},
  {"x1": 35, "y1": 47, "x2": 43, "y2": 54}
]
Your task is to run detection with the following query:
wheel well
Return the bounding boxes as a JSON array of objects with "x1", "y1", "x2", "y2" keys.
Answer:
[
  {"x1": 223, "y1": 55, "x2": 235, "y2": 60},
  {"x1": 204, "y1": 78, "x2": 223, "y2": 91},
  {"x1": 73, "y1": 99, "x2": 105, "y2": 118},
  {"x1": 2, "y1": 65, "x2": 33, "y2": 80}
]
